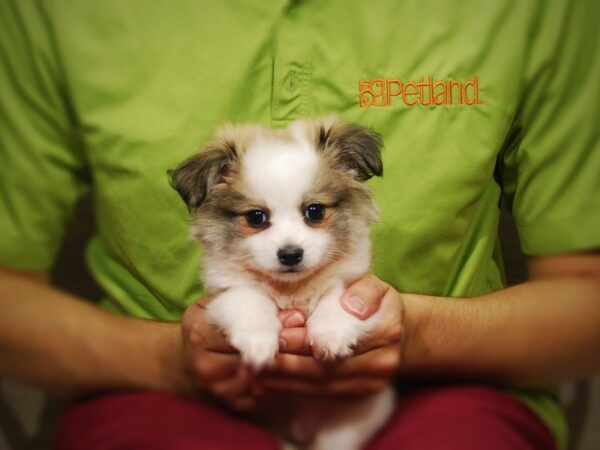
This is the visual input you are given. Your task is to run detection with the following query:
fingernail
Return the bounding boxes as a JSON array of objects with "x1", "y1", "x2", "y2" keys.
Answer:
[
  {"x1": 284, "y1": 311, "x2": 305, "y2": 328},
  {"x1": 344, "y1": 295, "x2": 367, "y2": 315},
  {"x1": 279, "y1": 337, "x2": 287, "y2": 350}
]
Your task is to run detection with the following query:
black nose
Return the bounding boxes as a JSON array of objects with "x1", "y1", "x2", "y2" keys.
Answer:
[{"x1": 277, "y1": 246, "x2": 304, "y2": 266}]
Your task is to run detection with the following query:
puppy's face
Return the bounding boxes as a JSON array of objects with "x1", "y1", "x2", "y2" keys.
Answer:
[{"x1": 170, "y1": 118, "x2": 383, "y2": 283}]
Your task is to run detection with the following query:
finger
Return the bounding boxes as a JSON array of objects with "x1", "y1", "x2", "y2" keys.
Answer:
[
  {"x1": 279, "y1": 295, "x2": 403, "y2": 357},
  {"x1": 268, "y1": 353, "x2": 328, "y2": 378},
  {"x1": 351, "y1": 290, "x2": 404, "y2": 355},
  {"x1": 279, "y1": 321, "x2": 401, "y2": 360},
  {"x1": 210, "y1": 374, "x2": 252, "y2": 402},
  {"x1": 230, "y1": 395, "x2": 258, "y2": 413},
  {"x1": 183, "y1": 300, "x2": 236, "y2": 353},
  {"x1": 279, "y1": 327, "x2": 312, "y2": 355},
  {"x1": 340, "y1": 274, "x2": 391, "y2": 320},
  {"x1": 191, "y1": 352, "x2": 241, "y2": 383},
  {"x1": 327, "y1": 345, "x2": 401, "y2": 377},
  {"x1": 278, "y1": 309, "x2": 306, "y2": 328},
  {"x1": 270, "y1": 345, "x2": 400, "y2": 379},
  {"x1": 259, "y1": 376, "x2": 388, "y2": 398}
]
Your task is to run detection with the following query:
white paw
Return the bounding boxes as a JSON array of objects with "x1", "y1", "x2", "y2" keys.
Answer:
[
  {"x1": 204, "y1": 287, "x2": 281, "y2": 371},
  {"x1": 307, "y1": 314, "x2": 363, "y2": 361},
  {"x1": 229, "y1": 328, "x2": 279, "y2": 370},
  {"x1": 308, "y1": 327, "x2": 356, "y2": 360}
]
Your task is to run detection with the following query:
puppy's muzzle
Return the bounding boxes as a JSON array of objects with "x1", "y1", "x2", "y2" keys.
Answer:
[{"x1": 277, "y1": 246, "x2": 304, "y2": 267}]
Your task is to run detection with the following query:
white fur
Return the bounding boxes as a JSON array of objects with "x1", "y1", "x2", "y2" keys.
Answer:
[
  {"x1": 305, "y1": 387, "x2": 396, "y2": 450},
  {"x1": 205, "y1": 286, "x2": 280, "y2": 369},
  {"x1": 199, "y1": 121, "x2": 393, "y2": 449},
  {"x1": 307, "y1": 281, "x2": 381, "y2": 360},
  {"x1": 240, "y1": 138, "x2": 332, "y2": 274}
]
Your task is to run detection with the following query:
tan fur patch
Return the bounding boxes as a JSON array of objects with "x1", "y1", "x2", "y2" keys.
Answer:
[
  {"x1": 235, "y1": 215, "x2": 270, "y2": 237},
  {"x1": 302, "y1": 207, "x2": 335, "y2": 230},
  {"x1": 244, "y1": 253, "x2": 341, "y2": 297}
]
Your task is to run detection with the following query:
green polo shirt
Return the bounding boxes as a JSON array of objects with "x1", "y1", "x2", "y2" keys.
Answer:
[{"x1": 2, "y1": 1, "x2": 599, "y2": 448}]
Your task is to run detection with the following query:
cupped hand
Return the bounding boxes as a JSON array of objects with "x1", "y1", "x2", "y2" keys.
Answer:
[
  {"x1": 259, "y1": 274, "x2": 405, "y2": 397},
  {"x1": 181, "y1": 298, "x2": 259, "y2": 412}
]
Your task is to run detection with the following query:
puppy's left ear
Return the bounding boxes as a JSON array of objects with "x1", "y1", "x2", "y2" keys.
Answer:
[
  {"x1": 317, "y1": 120, "x2": 383, "y2": 181},
  {"x1": 168, "y1": 140, "x2": 237, "y2": 210}
]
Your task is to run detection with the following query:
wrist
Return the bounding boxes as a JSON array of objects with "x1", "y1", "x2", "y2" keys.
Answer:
[
  {"x1": 149, "y1": 322, "x2": 194, "y2": 394},
  {"x1": 399, "y1": 293, "x2": 498, "y2": 380},
  {"x1": 399, "y1": 292, "x2": 428, "y2": 373},
  {"x1": 105, "y1": 316, "x2": 193, "y2": 395},
  {"x1": 399, "y1": 292, "x2": 451, "y2": 377}
]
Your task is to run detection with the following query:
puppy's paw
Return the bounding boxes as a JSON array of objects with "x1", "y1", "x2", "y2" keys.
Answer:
[
  {"x1": 307, "y1": 314, "x2": 363, "y2": 361},
  {"x1": 230, "y1": 328, "x2": 279, "y2": 370},
  {"x1": 205, "y1": 287, "x2": 281, "y2": 371},
  {"x1": 308, "y1": 328, "x2": 356, "y2": 361}
]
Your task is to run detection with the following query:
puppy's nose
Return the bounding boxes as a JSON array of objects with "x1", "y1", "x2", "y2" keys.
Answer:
[{"x1": 277, "y1": 246, "x2": 304, "y2": 266}]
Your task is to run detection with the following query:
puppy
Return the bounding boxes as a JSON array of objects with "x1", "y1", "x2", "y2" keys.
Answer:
[{"x1": 170, "y1": 117, "x2": 394, "y2": 450}]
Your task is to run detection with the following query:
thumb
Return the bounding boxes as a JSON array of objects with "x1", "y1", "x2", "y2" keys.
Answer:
[
  {"x1": 182, "y1": 299, "x2": 235, "y2": 353},
  {"x1": 340, "y1": 274, "x2": 390, "y2": 320}
]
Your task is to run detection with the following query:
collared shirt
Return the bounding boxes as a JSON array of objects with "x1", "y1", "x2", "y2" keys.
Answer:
[{"x1": 2, "y1": 2, "x2": 599, "y2": 447}]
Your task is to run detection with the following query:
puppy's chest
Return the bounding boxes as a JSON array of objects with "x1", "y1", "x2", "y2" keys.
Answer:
[
  {"x1": 273, "y1": 293, "x2": 320, "y2": 316},
  {"x1": 261, "y1": 276, "x2": 341, "y2": 315}
]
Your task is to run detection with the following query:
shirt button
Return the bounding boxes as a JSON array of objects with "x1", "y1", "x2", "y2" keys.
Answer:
[{"x1": 285, "y1": 70, "x2": 297, "y2": 92}]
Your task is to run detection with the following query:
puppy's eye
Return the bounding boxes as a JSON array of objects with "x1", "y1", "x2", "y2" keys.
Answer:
[
  {"x1": 304, "y1": 204, "x2": 325, "y2": 222},
  {"x1": 245, "y1": 209, "x2": 268, "y2": 228}
]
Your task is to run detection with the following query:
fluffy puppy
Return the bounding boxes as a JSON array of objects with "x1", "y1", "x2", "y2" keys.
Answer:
[{"x1": 170, "y1": 117, "x2": 394, "y2": 450}]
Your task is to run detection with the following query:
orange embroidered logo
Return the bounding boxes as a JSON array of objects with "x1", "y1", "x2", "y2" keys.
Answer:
[{"x1": 358, "y1": 75, "x2": 481, "y2": 107}]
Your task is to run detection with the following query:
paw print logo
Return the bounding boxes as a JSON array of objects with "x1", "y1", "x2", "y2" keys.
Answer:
[{"x1": 359, "y1": 79, "x2": 387, "y2": 107}]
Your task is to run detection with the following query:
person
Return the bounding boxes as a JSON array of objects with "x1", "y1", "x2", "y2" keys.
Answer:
[{"x1": 0, "y1": 1, "x2": 598, "y2": 449}]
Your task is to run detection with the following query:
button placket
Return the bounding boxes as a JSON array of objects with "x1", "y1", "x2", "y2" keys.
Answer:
[
  {"x1": 286, "y1": 69, "x2": 296, "y2": 92},
  {"x1": 271, "y1": 11, "x2": 311, "y2": 125}
]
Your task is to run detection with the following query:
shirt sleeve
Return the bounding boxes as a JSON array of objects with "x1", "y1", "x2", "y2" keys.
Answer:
[
  {"x1": 0, "y1": 0, "x2": 89, "y2": 272},
  {"x1": 501, "y1": 0, "x2": 600, "y2": 256}
]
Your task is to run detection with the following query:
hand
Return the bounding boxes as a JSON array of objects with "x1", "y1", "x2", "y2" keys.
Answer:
[
  {"x1": 258, "y1": 274, "x2": 405, "y2": 397},
  {"x1": 181, "y1": 298, "x2": 259, "y2": 412}
]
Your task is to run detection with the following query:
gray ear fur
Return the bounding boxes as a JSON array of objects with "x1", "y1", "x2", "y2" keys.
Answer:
[
  {"x1": 168, "y1": 142, "x2": 237, "y2": 210},
  {"x1": 318, "y1": 121, "x2": 383, "y2": 181}
]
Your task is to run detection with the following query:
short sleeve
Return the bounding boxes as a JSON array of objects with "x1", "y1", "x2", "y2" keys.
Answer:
[
  {"x1": 0, "y1": 0, "x2": 89, "y2": 271},
  {"x1": 501, "y1": 0, "x2": 600, "y2": 256}
]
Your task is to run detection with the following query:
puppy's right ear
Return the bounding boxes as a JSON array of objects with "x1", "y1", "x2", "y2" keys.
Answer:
[
  {"x1": 169, "y1": 141, "x2": 237, "y2": 210},
  {"x1": 314, "y1": 117, "x2": 383, "y2": 182}
]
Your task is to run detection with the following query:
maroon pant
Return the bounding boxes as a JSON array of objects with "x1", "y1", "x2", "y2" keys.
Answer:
[{"x1": 54, "y1": 384, "x2": 557, "y2": 450}]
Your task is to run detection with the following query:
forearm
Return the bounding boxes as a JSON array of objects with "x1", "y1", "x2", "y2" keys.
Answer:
[
  {"x1": 402, "y1": 276, "x2": 600, "y2": 386},
  {"x1": 0, "y1": 269, "x2": 188, "y2": 395}
]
